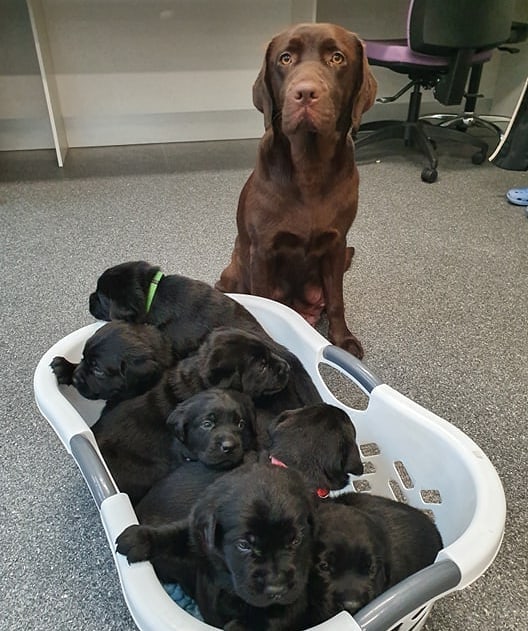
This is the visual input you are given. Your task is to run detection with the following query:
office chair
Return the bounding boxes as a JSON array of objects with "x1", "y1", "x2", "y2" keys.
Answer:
[
  {"x1": 421, "y1": 21, "x2": 528, "y2": 137},
  {"x1": 355, "y1": 0, "x2": 516, "y2": 182}
]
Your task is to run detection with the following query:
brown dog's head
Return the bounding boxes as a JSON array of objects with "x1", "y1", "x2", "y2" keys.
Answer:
[
  {"x1": 309, "y1": 502, "x2": 388, "y2": 621},
  {"x1": 264, "y1": 403, "x2": 363, "y2": 492},
  {"x1": 252, "y1": 23, "x2": 377, "y2": 136},
  {"x1": 191, "y1": 463, "x2": 316, "y2": 609},
  {"x1": 199, "y1": 327, "x2": 290, "y2": 397},
  {"x1": 166, "y1": 389, "x2": 256, "y2": 469},
  {"x1": 89, "y1": 260, "x2": 160, "y2": 322},
  {"x1": 71, "y1": 321, "x2": 172, "y2": 401}
]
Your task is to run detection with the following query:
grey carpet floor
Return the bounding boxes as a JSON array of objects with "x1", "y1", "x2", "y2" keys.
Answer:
[{"x1": 0, "y1": 136, "x2": 527, "y2": 631}]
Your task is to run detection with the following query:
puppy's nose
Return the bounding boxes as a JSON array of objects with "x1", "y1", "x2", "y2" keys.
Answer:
[
  {"x1": 265, "y1": 583, "x2": 288, "y2": 599},
  {"x1": 72, "y1": 372, "x2": 84, "y2": 387},
  {"x1": 219, "y1": 438, "x2": 236, "y2": 453},
  {"x1": 293, "y1": 81, "x2": 319, "y2": 104}
]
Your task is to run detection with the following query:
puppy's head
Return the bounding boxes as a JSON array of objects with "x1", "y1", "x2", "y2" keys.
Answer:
[
  {"x1": 310, "y1": 502, "x2": 388, "y2": 620},
  {"x1": 71, "y1": 321, "x2": 172, "y2": 401},
  {"x1": 200, "y1": 327, "x2": 290, "y2": 397},
  {"x1": 265, "y1": 403, "x2": 363, "y2": 492},
  {"x1": 89, "y1": 261, "x2": 160, "y2": 322},
  {"x1": 191, "y1": 463, "x2": 315, "y2": 608},
  {"x1": 166, "y1": 389, "x2": 256, "y2": 469}
]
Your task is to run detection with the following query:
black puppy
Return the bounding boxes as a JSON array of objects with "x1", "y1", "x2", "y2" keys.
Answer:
[
  {"x1": 88, "y1": 260, "x2": 322, "y2": 411},
  {"x1": 50, "y1": 321, "x2": 173, "y2": 410},
  {"x1": 307, "y1": 502, "x2": 389, "y2": 623},
  {"x1": 167, "y1": 388, "x2": 256, "y2": 468},
  {"x1": 93, "y1": 328, "x2": 289, "y2": 503},
  {"x1": 308, "y1": 494, "x2": 443, "y2": 622},
  {"x1": 134, "y1": 402, "x2": 363, "y2": 526},
  {"x1": 261, "y1": 403, "x2": 363, "y2": 493},
  {"x1": 117, "y1": 463, "x2": 316, "y2": 631}
]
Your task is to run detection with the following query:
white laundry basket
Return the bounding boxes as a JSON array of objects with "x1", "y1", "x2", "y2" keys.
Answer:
[{"x1": 33, "y1": 294, "x2": 506, "y2": 631}]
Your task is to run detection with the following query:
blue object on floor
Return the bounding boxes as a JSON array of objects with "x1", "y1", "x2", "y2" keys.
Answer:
[
  {"x1": 506, "y1": 187, "x2": 528, "y2": 206},
  {"x1": 163, "y1": 583, "x2": 203, "y2": 620}
]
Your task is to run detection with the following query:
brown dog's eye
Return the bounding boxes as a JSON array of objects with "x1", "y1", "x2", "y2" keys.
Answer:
[
  {"x1": 278, "y1": 51, "x2": 293, "y2": 66},
  {"x1": 238, "y1": 419, "x2": 246, "y2": 429},
  {"x1": 330, "y1": 51, "x2": 345, "y2": 65}
]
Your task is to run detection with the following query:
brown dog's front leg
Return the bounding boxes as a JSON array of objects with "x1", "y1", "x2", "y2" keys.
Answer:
[{"x1": 321, "y1": 245, "x2": 364, "y2": 359}]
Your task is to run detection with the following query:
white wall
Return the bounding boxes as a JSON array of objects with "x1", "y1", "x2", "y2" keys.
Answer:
[
  {"x1": 0, "y1": 0, "x2": 53, "y2": 149},
  {"x1": 1, "y1": 0, "x2": 527, "y2": 152}
]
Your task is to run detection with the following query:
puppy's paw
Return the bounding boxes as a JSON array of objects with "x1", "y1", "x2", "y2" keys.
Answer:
[
  {"x1": 50, "y1": 356, "x2": 76, "y2": 385},
  {"x1": 116, "y1": 525, "x2": 154, "y2": 563}
]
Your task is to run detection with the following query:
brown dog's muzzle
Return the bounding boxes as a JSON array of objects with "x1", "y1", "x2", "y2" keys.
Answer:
[{"x1": 281, "y1": 64, "x2": 337, "y2": 136}]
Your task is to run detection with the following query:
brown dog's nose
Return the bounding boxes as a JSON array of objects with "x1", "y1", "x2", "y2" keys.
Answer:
[{"x1": 293, "y1": 81, "x2": 319, "y2": 104}]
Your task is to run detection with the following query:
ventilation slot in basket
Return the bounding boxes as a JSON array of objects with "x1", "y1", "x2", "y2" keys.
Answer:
[
  {"x1": 394, "y1": 460, "x2": 414, "y2": 489},
  {"x1": 420, "y1": 489, "x2": 442, "y2": 504},
  {"x1": 360, "y1": 442, "x2": 380, "y2": 457},
  {"x1": 389, "y1": 479, "x2": 408, "y2": 503},
  {"x1": 353, "y1": 479, "x2": 372, "y2": 492}
]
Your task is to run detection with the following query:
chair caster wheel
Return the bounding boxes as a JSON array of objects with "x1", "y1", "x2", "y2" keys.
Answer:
[
  {"x1": 472, "y1": 151, "x2": 486, "y2": 165},
  {"x1": 421, "y1": 167, "x2": 438, "y2": 183}
]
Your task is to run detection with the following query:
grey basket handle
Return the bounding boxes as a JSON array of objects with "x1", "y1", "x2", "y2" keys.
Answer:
[
  {"x1": 322, "y1": 345, "x2": 382, "y2": 395},
  {"x1": 70, "y1": 434, "x2": 119, "y2": 508},
  {"x1": 354, "y1": 559, "x2": 462, "y2": 630}
]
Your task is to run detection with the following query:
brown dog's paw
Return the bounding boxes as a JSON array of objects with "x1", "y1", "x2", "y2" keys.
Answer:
[
  {"x1": 115, "y1": 525, "x2": 153, "y2": 563},
  {"x1": 340, "y1": 335, "x2": 364, "y2": 360},
  {"x1": 50, "y1": 356, "x2": 76, "y2": 385}
]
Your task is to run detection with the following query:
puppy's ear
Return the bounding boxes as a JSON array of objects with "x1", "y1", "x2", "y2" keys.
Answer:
[
  {"x1": 253, "y1": 40, "x2": 276, "y2": 130},
  {"x1": 122, "y1": 358, "x2": 163, "y2": 392},
  {"x1": 166, "y1": 404, "x2": 188, "y2": 442},
  {"x1": 350, "y1": 35, "x2": 377, "y2": 136},
  {"x1": 204, "y1": 347, "x2": 242, "y2": 390},
  {"x1": 192, "y1": 500, "x2": 221, "y2": 555}
]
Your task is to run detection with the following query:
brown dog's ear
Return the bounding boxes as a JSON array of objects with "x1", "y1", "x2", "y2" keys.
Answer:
[
  {"x1": 252, "y1": 40, "x2": 275, "y2": 130},
  {"x1": 350, "y1": 35, "x2": 378, "y2": 136}
]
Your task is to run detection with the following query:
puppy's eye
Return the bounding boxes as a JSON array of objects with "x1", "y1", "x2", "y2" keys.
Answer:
[
  {"x1": 329, "y1": 50, "x2": 345, "y2": 65},
  {"x1": 259, "y1": 358, "x2": 268, "y2": 372},
  {"x1": 279, "y1": 51, "x2": 293, "y2": 66},
  {"x1": 290, "y1": 534, "x2": 302, "y2": 547},
  {"x1": 237, "y1": 539, "x2": 252, "y2": 553},
  {"x1": 200, "y1": 418, "x2": 215, "y2": 430},
  {"x1": 93, "y1": 367, "x2": 105, "y2": 378},
  {"x1": 238, "y1": 419, "x2": 246, "y2": 429},
  {"x1": 317, "y1": 560, "x2": 330, "y2": 572}
]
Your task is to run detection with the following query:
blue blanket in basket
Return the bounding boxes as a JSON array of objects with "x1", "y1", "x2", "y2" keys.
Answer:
[{"x1": 163, "y1": 583, "x2": 203, "y2": 620}]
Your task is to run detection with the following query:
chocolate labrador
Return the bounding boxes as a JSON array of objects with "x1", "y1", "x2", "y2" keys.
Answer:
[{"x1": 216, "y1": 23, "x2": 377, "y2": 358}]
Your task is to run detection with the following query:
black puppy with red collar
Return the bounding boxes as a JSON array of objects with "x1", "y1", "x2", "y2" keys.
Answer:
[{"x1": 134, "y1": 403, "x2": 363, "y2": 525}]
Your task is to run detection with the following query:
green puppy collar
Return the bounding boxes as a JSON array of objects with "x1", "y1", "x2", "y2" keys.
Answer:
[{"x1": 145, "y1": 270, "x2": 164, "y2": 313}]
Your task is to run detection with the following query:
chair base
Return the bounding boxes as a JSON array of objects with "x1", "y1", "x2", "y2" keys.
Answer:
[
  {"x1": 420, "y1": 113, "x2": 509, "y2": 138},
  {"x1": 355, "y1": 119, "x2": 488, "y2": 183}
]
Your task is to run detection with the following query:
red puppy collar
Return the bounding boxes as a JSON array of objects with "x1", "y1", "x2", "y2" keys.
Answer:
[{"x1": 269, "y1": 455, "x2": 329, "y2": 498}]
